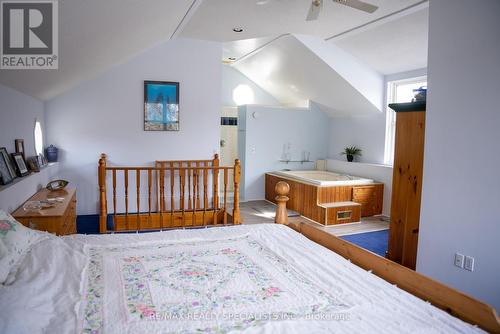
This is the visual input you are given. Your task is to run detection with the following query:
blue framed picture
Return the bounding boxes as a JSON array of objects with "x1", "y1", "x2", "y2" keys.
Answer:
[{"x1": 144, "y1": 81, "x2": 179, "y2": 131}]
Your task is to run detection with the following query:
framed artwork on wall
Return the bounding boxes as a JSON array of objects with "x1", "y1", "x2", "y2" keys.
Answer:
[
  {"x1": 0, "y1": 147, "x2": 16, "y2": 181},
  {"x1": 15, "y1": 139, "x2": 25, "y2": 159},
  {"x1": 11, "y1": 153, "x2": 30, "y2": 177},
  {"x1": 144, "y1": 81, "x2": 179, "y2": 131},
  {"x1": 27, "y1": 157, "x2": 40, "y2": 172},
  {"x1": 0, "y1": 150, "x2": 15, "y2": 185}
]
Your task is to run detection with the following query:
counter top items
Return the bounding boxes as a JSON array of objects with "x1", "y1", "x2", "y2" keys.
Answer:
[
  {"x1": 341, "y1": 146, "x2": 362, "y2": 162},
  {"x1": 412, "y1": 86, "x2": 427, "y2": 102},
  {"x1": 46, "y1": 145, "x2": 58, "y2": 162},
  {"x1": 26, "y1": 157, "x2": 40, "y2": 173},
  {"x1": 46, "y1": 179, "x2": 69, "y2": 191},
  {"x1": 12, "y1": 188, "x2": 77, "y2": 235},
  {"x1": 11, "y1": 153, "x2": 30, "y2": 177}
]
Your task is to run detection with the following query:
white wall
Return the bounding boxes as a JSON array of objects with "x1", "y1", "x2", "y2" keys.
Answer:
[
  {"x1": 384, "y1": 68, "x2": 427, "y2": 83},
  {"x1": 417, "y1": 0, "x2": 500, "y2": 311},
  {"x1": 329, "y1": 113, "x2": 386, "y2": 164},
  {"x1": 45, "y1": 38, "x2": 222, "y2": 215},
  {"x1": 221, "y1": 65, "x2": 279, "y2": 107},
  {"x1": 328, "y1": 67, "x2": 428, "y2": 165},
  {"x1": 0, "y1": 84, "x2": 53, "y2": 213},
  {"x1": 238, "y1": 104, "x2": 330, "y2": 201},
  {"x1": 326, "y1": 160, "x2": 392, "y2": 216},
  {"x1": 0, "y1": 83, "x2": 45, "y2": 158}
]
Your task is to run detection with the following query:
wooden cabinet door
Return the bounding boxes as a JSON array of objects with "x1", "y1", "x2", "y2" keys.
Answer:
[
  {"x1": 352, "y1": 185, "x2": 384, "y2": 217},
  {"x1": 388, "y1": 111, "x2": 425, "y2": 269}
]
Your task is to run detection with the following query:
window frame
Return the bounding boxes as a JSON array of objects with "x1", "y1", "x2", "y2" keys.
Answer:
[{"x1": 383, "y1": 76, "x2": 427, "y2": 166}]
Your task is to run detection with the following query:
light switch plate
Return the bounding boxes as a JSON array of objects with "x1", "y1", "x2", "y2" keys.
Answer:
[
  {"x1": 464, "y1": 256, "x2": 475, "y2": 271},
  {"x1": 454, "y1": 253, "x2": 465, "y2": 268}
]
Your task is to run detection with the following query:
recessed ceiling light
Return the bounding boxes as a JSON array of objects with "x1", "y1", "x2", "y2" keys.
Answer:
[
  {"x1": 232, "y1": 27, "x2": 244, "y2": 33},
  {"x1": 228, "y1": 57, "x2": 236, "y2": 61}
]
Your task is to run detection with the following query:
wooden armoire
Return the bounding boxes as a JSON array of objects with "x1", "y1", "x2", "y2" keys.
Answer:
[{"x1": 387, "y1": 101, "x2": 426, "y2": 270}]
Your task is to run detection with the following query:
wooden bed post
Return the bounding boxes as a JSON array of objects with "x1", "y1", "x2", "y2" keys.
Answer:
[
  {"x1": 98, "y1": 153, "x2": 107, "y2": 233},
  {"x1": 232, "y1": 159, "x2": 241, "y2": 224},
  {"x1": 274, "y1": 181, "x2": 290, "y2": 225}
]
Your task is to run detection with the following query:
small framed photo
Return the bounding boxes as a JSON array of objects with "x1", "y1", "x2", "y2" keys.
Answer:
[
  {"x1": 27, "y1": 157, "x2": 40, "y2": 173},
  {"x1": 15, "y1": 139, "x2": 25, "y2": 159},
  {"x1": 37, "y1": 154, "x2": 48, "y2": 168},
  {"x1": 0, "y1": 151, "x2": 14, "y2": 185},
  {"x1": 144, "y1": 81, "x2": 179, "y2": 131},
  {"x1": 37, "y1": 155, "x2": 44, "y2": 168},
  {"x1": 0, "y1": 147, "x2": 16, "y2": 180},
  {"x1": 11, "y1": 153, "x2": 30, "y2": 177}
]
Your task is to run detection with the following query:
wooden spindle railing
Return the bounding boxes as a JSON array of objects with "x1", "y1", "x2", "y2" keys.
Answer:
[
  {"x1": 203, "y1": 164, "x2": 208, "y2": 226},
  {"x1": 136, "y1": 170, "x2": 141, "y2": 230},
  {"x1": 98, "y1": 154, "x2": 107, "y2": 233},
  {"x1": 223, "y1": 169, "x2": 228, "y2": 225},
  {"x1": 112, "y1": 169, "x2": 117, "y2": 221},
  {"x1": 148, "y1": 169, "x2": 152, "y2": 225},
  {"x1": 169, "y1": 162, "x2": 174, "y2": 229},
  {"x1": 98, "y1": 154, "x2": 241, "y2": 233},
  {"x1": 124, "y1": 169, "x2": 129, "y2": 229},
  {"x1": 232, "y1": 159, "x2": 241, "y2": 225}
]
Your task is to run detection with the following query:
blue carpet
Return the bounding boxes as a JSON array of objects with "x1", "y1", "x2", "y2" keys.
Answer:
[{"x1": 340, "y1": 230, "x2": 389, "y2": 257}]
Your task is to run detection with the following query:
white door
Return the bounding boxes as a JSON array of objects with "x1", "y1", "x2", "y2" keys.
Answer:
[{"x1": 220, "y1": 107, "x2": 238, "y2": 193}]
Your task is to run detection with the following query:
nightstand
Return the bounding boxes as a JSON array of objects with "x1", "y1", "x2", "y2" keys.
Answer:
[{"x1": 12, "y1": 188, "x2": 77, "y2": 235}]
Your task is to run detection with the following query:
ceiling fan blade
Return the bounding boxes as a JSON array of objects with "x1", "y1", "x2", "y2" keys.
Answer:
[
  {"x1": 306, "y1": 0, "x2": 323, "y2": 21},
  {"x1": 333, "y1": 0, "x2": 378, "y2": 13}
]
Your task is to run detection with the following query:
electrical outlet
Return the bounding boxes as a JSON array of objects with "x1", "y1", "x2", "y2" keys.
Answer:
[
  {"x1": 454, "y1": 253, "x2": 465, "y2": 268},
  {"x1": 464, "y1": 256, "x2": 475, "y2": 271}
]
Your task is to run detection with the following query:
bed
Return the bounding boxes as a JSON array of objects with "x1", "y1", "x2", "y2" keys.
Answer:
[{"x1": 0, "y1": 211, "x2": 489, "y2": 334}]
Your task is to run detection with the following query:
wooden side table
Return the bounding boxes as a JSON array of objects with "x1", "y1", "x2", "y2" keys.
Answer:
[{"x1": 12, "y1": 188, "x2": 77, "y2": 236}]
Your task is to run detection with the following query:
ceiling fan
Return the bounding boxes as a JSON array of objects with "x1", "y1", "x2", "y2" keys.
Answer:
[{"x1": 306, "y1": 0, "x2": 378, "y2": 21}]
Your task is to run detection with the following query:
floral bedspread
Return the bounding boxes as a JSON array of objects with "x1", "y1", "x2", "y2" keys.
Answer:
[{"x1": 80, "y1": 235, "x2": 349, "y2": 334}]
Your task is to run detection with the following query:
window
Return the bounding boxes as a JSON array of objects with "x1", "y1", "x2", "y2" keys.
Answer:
[
  {"x1": 34, "y1": 120, "x2": 44, "y2": 156},
  {"x1": 383, "y1": 77, "x2": 427, "y2": 165}
]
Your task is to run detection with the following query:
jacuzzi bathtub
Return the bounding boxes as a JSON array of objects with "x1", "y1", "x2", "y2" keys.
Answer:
[{"x1": 270, "y1": 170, "x2": 375, "y2": 187}]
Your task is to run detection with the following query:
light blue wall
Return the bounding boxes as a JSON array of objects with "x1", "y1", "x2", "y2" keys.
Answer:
[
  {"x1": 417, "y1": 0, "x2": 500, "y2": 311},
  {"x1": 238, "y1": 104, "x2": 330, "y2": 201},
  {"x1": 328, "y1": 67, "x2": 428, "y2": 165}
]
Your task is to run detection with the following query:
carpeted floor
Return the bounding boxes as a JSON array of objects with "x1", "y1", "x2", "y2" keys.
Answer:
[{"x1": 340, "y1": 230, "x2": 389, "y2": 257}]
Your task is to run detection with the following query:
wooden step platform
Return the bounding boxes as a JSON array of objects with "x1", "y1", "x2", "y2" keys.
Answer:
[{"x1": 319, "y1": 201, "x2": 361, "y2": 225}]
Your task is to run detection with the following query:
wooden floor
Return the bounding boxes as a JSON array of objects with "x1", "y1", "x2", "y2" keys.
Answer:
[{"x1": 236, "y1": 200, "x2": 389, "y2": 235}]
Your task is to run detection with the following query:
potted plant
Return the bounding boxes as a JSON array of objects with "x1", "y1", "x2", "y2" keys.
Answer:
[{"x1": 341, "y1": 146, "x2": 362, "y2": 162}]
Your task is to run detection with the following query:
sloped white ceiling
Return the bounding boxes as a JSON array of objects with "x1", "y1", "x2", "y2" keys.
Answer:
[
  {"x1": 182, "y1": 0, "x2": 424, "y2": 41},
  {"x1": 0, "y1": 0, "x2": 194, "y2": 100},
  {"x1": 333, "y1": 7, "x2": 429, "y2": 74},
  {"x1": 232, "y1": 34, "x2": 383, "y2": 116}
]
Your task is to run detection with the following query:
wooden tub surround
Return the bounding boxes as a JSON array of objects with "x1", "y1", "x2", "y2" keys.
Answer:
[
  {"x1": 265, "y1": 173, "x2": 383, "y2": 225},
  {"x1": 98, "y1": 154, "x2": 241, "y2": 233},
  {"x1": 272, "y1": 182, "x2": 500, "y2": 333}
]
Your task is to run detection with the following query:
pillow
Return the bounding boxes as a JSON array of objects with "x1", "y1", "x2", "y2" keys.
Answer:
[{"x1": 0, "y1": 210, "x2": 52, "y2": 284}]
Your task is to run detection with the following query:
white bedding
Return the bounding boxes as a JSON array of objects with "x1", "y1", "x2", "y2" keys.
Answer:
[{"x1": 0, "y1": 224, "x2": 484, "y2": 334}]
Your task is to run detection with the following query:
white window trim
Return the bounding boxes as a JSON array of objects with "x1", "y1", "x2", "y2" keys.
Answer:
[{"x1": 383, "y1": 76, "x2": 427, "y2": 166}]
